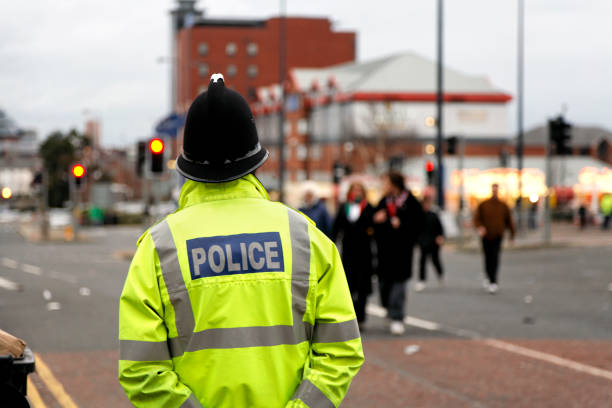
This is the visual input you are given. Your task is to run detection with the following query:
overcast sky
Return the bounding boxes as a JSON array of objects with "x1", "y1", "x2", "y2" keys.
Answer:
[{"x1": 1, "y1": 0, "x2": 611, "y2": 147}]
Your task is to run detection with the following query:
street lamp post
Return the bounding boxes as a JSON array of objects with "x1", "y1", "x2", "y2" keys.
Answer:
[
  {"x1": 516, "y1": 0, "x2": 525, "y2": 232},
  {"x1": 436, "y1": 0, "x2": 445, "y2": 209},
  {"x1": 278, "y1": 0, "x2": 287, "y2": 202}
]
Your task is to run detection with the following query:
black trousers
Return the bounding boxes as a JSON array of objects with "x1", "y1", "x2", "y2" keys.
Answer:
[
  {"x1": 379, "y1": 279, "x2": 406, "y2": 321},
  {"x1": 418, "y1": 245, "x2": 443, "y2": 281},
  {"x1": 482, "y1": 237, "x2": 502, "y2": 284}
]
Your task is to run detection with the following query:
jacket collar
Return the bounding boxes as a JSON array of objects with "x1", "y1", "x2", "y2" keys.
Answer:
[{"x1": 177, "y1": 174, "x2": 270, "y2": 210}]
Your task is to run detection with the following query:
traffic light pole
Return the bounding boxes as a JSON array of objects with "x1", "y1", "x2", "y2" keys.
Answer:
[
  {"x1": 70, "y1": 175, "x2": 79, "y2": 241},
  {"x1": 543, "y1": 129, "x2": 552, "y2": 245},
  {"x1": 435, "y1": 0, "x2": 445, "y2": 209}
]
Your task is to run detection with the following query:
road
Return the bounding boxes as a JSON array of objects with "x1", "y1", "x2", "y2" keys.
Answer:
[{"x1": 1, "y1": 223, "x2": 611, "y2": 407}]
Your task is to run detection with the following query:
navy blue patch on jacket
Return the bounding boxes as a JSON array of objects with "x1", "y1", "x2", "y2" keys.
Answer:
[{"x1": 186, "y1": 232, "x2": 284, "y2": 279}]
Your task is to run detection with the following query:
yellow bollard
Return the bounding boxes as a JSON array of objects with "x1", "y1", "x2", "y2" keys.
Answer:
[{"x1": 64, "y1": 225, "x2": 74, "y2": 241}]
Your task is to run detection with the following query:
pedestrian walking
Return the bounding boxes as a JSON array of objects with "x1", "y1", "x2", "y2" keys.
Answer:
[
  {"x1": 332, "y1": 182, "x2": 375, "y2": 328},
  {"x1": 299, "y1": 181, "x2": 333, "y2": 237},
  {"x1": 578, "y1": 202, "x2": 588, "y2": 230},
  {"x1": 600, "y1": 193, "x2": 612, "y2": 230},
  {"x1": 473, "y1": 183, "x2": 515, "y2": 294},
  {"x1": 415, "y1": 196, "x2": 444, "y2": 292},
  {"x1": 373, "y1": 172, "x2": 424, "y2": 335},
  {"x1": 118, "y1": 74, "x2": 363, "y2": 408}
]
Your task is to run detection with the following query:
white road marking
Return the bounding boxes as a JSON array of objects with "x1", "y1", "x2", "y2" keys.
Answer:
[
  {"x1": 365, "y1": 304, "x2": 612, "y2": 383},
  {"x1": 22, "y1": 264, "x2": 42, "y2": 275},
  {"x1": 404, "y1": 316, "x2": 441, "y2": 331},
  {"x1": 366, "y1": 303, "x2": 387, "y2": 317},
  {"x1": 78, "y1": 287, "x2": 91, "y2": 296},
  {"x1": 482, "y1": 338, "x2": 612, "y2": 382},
  {"x1": 1, "y1": 257, "x2": 18, "y2": 269},
  {"x1": 0, "y1": 276, "x2": 20, "y2": 291},
  {"x1": 46, "y1": 302, "x2": 61, "y2": 311}
]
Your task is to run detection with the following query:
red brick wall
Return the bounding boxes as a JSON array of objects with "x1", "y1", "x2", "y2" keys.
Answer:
[{"x1": 176, "y1": 17, "x2": 355, "y2": 108}]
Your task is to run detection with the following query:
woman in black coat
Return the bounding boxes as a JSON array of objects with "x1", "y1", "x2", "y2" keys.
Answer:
[
  {"x1": 373, "y1": 172, "x2": 424, "y2": 335},
  {"x1": 332, "y1": 182, "x2": 375, "y2": 326}
]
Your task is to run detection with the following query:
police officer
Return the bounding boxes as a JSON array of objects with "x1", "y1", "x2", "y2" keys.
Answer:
[{"x1": 118, "y1": 74, "x2": 364, "y2": 408}]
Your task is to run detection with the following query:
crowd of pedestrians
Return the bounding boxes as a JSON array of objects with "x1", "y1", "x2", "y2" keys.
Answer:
[{"x1": 306, "y1": 173, "x2": 516, "y2": 335}]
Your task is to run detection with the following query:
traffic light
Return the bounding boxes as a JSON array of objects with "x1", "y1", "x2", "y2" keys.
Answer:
[
  {"x1": 549, "y1": 116, "x2": 572, "y2": 155},
  {"x1": 72, "y1": 163, "x2": 86, "y2": 188},
  {"x1": 136, "y1": 141, "x2": 146, "y2": 177},
  {"x1": 1, "y1": 187, "x2": 12, "y2": 200},
  {"x1": 149, "y1": 138, "x2": 165, "y2": 173},
  {"x1": 425, "y1": 160, "x2": 435, "y2": 185}
]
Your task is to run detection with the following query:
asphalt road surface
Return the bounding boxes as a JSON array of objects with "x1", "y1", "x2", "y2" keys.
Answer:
[{"x1": 1, "y1": 223, "x2": 611, "y2": 407}]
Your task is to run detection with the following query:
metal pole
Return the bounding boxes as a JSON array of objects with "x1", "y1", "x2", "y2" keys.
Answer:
[
  {"x1": 457, "y1": 135, "x2": 465, "y2": 248},
  {"x1": 543, "y1": 123, "x2": 552, "y2": 244},
  {"x1": 436, "y1": 0, "x2": 445, "y2": 209},
  {"x1": 516, "y1": 0, "x2": 525, "y2": 232},
  {"x1": 40, "y1": 169, "x2": 49, "y2": 240},
  {"x1": 277, "y1": 0, "x2": 287, "y2": 201},
  {"x1": 70, "y1": 175, "x2": 79, "y2": 241}
]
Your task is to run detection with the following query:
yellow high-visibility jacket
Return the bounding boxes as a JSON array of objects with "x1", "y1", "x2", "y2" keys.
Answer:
[{"x1": 118, "y1": 174, "x2": 364, "y2": 408}]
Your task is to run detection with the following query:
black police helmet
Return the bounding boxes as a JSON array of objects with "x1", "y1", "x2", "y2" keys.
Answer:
[{"x1": 176, "y1": 73, "x2": 269, "y2": 183}]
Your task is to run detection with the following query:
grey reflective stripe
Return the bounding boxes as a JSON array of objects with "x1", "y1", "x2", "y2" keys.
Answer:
[
  {"x1": 180, "y1": 393, "x2": 203, "y2": 408},
  {"x1": 287, "y1": 208, "x2": 312, "y2": 342},
  {"x1": 292, "y1": 379, "x2": 335, "y2": 408},
  {"x1": 119, "y1": 339, "x2": 171, "y2": 361},
  {"x1": 150, "y1": 220, "x2": 195, "y2": 354},
  {"x1": 184, "y1": 325, "x2": 299, "y2": 351},
  {"x1": 312, "y1": 319, "x2": 360, "y2": 344}
]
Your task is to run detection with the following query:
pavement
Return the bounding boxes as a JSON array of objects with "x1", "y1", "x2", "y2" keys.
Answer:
[{"x1": 1, "y1": 222, "x2": 612, "y2": 407}]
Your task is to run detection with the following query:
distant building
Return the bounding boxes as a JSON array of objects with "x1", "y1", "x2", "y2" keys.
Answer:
[
  {"x1": 172, "y1": 2, "x2": 356, "y2": 109},
  {"x1": 84, "y1": 119, "x2": 102, "y2": 149},
  {"x1": 251, "y1": 53, "x2": 612, "y2": 210},
  {"x1": 252, "y1": 52, "x2": 513, "y2": 189}
]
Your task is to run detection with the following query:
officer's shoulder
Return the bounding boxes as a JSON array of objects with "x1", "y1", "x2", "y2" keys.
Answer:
[
  {"x1": 136, "y1": 215, "x2": 172, "y2": 246},
  {"x1": 276, "y1": 202, "x2": 316, "y2": 226}
]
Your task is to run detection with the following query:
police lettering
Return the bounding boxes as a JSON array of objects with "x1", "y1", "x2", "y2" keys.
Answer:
[{"x1": 187, "y1": 232, "x2": 284, "y2": 279}]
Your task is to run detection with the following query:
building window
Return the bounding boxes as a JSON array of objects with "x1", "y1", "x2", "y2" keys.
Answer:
[
  {"x1": 227, "y1": 64, "x2": 237, "y2": 77},
  {"x1": 247, "y1": 65, "x2": 258, "y2": 78},
  {"x1": 198, "y1": 63, "x2": 209, "y2": 77},
  {"x1": 297, "y1": 119, "x2": 308, "y2": 135},
  {"x1": 247, "y1": 43, "x2": 258, "y2": 56},
  {"x1": 226, "y1": 42, "x2": 237, "y2": 56},
  {"x1": 198, "y1": 43, "x2": 209, "y2": 56}
]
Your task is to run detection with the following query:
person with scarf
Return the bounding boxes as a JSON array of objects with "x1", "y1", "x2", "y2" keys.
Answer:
[
  {"x1": 332, "y1": 182, "x2": 375, "y2": 328},
  {"x1": 373, "y1": 172, "x2": 424, "y2": 335}
]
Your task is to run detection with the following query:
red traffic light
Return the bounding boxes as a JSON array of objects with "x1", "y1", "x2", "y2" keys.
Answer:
[
  {"x1": 149, "y1": 138, "x2": 165, "y2": 154},
  {"x1": 425, "y1": 161, "x2": 435, "y2": 173},
  {"x1": 72, "y1": 164, "x2": 86, "y2": 178}
]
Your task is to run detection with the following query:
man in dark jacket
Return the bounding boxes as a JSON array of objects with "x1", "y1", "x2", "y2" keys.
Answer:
[
  {"x1": 373, "y1": 172, "x2": 423, "y2": 335},
  {"x1": 299, "y1": 183, "x2": 332, "y2": 237},
  {"x1": 415, "y1": 196, "x2": 444, "y2": 292},
  {"x1": 474, "y1": 183, "x2": 515, "y2": 294}
]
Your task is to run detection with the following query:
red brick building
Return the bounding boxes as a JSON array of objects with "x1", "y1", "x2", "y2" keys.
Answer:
[{"x1": 175, "y1": 17, "x2": 356, "y2": 110}]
